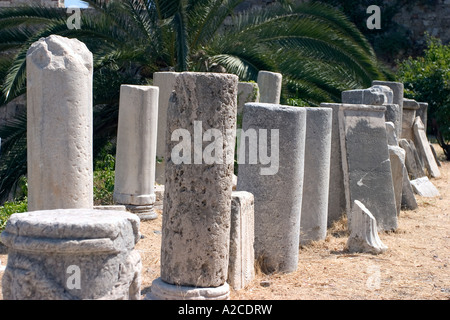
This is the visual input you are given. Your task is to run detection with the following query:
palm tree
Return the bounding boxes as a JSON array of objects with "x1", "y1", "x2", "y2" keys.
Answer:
[{"x1": 0, "y1": 0, "x2": 386, "y2": 201}]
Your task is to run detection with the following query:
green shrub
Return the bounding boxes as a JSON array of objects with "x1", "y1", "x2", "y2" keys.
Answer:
[
  {"x1": 93, "y1": 153, "x2": 116, "y2": 206},
  {"x1": 0, "y1": 198, "x2": 27, "y2": 232},
  {"x1": 396, "y1": 35, "x2": 450, "y2": 159}
]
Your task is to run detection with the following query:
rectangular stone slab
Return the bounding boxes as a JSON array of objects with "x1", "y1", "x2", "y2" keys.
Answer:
[
  {"x1": 413, "y1": 117, "x2": 441, "y2": 178},
  {"x1": 339, "y1": 104, "x2": 398, "y2": 231},
  {"x1": 410, "y1": 176, "x2": 440, "y2": 197}
]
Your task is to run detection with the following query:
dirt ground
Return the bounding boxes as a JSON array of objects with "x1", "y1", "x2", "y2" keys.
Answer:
[{"x1": 0, "y1": 147, "x2": 448, "y2": 300}]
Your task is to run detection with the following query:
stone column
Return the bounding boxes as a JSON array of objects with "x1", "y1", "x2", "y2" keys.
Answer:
[
  {"x1": 237, "y1": 103, "x2": 306, "y2": 274},
  {"x1": 339, "y1": 104, "x2": 398, "y2": 231},
  {"x1": 228, "y1": 191, "x2": 255, "y2": 290},
  {"x1": 26, "y1": 35, "x2": 93, "y2": 211},
  {"x1": 149, "y1": 72, "x2": 238, "y2": 300},
  {"x1": 237, "y1": 81, "x2": 260, "y2": 118},
  {"x1": 372, "y1": 81, "x2": 404, "y2": 138},
  {"x1": 153, "y1": 72, "x2": 179, "y2": 185},
  {"x1": 113, "y1": 85, "x2": 159, "y2": 220},
  {"x1": 300, "y1": 107, "x2": 332, "y2": 245},
  {"x1": 401, "y1": 98, "x2": 420, "y2": 141},
  {"x1": 257, "y1": 71, "x2": 282, "y2": 104},
  {"x1": 1, "y1": 209, "x2": 142, "y2": 300},
  {"x1": 320, "y1": 103, "x2": 347, "y2": 227}
]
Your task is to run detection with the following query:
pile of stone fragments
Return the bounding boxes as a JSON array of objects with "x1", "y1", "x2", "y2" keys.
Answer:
[{"x1": 0, "y1": 35, "x2": 442, "y2": 300}]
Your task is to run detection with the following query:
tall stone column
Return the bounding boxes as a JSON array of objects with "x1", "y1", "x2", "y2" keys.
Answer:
[
  {"x1": 237, "y1": 103, "x2": 306, "y2": 274},
  {"x1": 372, "y1": 80, "x2": 404, "y2": 138},
  {"x1": 153, "y1": 72, "x2": 179, "y2": 185},
  {"x1": 26, "y1": 35, "x2": 93, "y2": 211},
  {"x1": 113, "y1": 85, "x2": 159, "y2": 220},
  {"x1": 320, "y1": 103, "x2": 347, "y2": 227},
  {"x1": 257, "y1": 71, "x2": 282, "y2": 104},
  {"x1": 149, "y1": 72, "x2": 237, "y2": 300},
  {"x1": 300, "y1": 107, "x2": 332, "y2": 245}
]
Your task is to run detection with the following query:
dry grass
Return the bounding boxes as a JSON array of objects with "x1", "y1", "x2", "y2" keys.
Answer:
[{"x1": 0, "y1": 146, "x2": 449, "y2": 300}]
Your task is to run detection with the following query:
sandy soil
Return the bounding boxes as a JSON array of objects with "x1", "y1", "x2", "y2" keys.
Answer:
[{"x1": 0, "y1": 148, "x2": 448, "y2": 300}]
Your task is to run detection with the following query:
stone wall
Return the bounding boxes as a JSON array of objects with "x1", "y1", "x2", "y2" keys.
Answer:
[{"x1": 0, "y1": 0, "x2": 64, "y2": 7}]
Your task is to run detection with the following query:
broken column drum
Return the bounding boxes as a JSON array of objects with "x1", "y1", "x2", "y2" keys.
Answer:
[
  {"x1": 300, "y1": 107, "x2": 332, "y2": 245},
  {"x1": 151, "y1": 72, "x2": 238, "y2": 300},
  {"x1": 1, "y1": 209, "x2": 142, "y2": 300},
  {"x1": 114, "y1": 85, "x2": 159, "y2": 220},
  {"x1": 237, "y1": 103, "x2": 306, "y2": 274},
  {"x1": 26, "y1": 35, "x2": 93, "y2": 211},
  {"x1": 257, "y1": 71, "x2": 282, "y2": 104},
  {"x1": 339, "y1": 104, "x2": 398, "y2": 231}
]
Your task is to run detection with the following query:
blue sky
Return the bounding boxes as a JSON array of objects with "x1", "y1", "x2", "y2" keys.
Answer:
[{"x1": 65, "y1": 0, "x2": 89, "y2": 8}]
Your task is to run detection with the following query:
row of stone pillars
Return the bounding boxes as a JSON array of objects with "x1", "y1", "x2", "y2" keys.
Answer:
[{"x1": 2, "y1": 34, "x2": 436, "y2": 300}]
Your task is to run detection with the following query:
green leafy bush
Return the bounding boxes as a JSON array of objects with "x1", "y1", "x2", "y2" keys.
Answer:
[
  {"x1": 396, "y1": 36, "x2": 450, "y2": 159},
  {"x1": 93, "y1": 152, "x2": 116, "y2": 206},
  {"x1": 0, "y1": 198, "x2": 27, "y2": 232}
]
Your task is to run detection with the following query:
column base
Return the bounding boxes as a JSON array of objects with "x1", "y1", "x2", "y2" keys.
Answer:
[
  {"x1": 145, "y1": 277, "x2": 230, "y2": 300},
  {"x1": 125, "y1": 204, "x2": 158, "y2": 221}
]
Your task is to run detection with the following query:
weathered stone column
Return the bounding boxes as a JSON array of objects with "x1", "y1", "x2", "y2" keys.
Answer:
[
  {"x1": 300, "y1": 107, "x2": 332, "y2": 245},
  {"x1": 320, "y1": 103, "x2": 347, "y2": 227},
  {"x1": 149, "y1": 72, "x2": 237, "y2": 300},
  {"x1": 237, "y1": 81, "x2": 260, "y2": 118},
  {"x1": 401, "y1": 98, "x2": 420, "y2": 141},
  {"x1": 372, "y1": 81, "x2": 404, "y2": 138},
  {"x1": 113, "y1": 85, "x2": 159, "y2": 220},
  {"x1": 339, "y1": 104, "x2": 398, "y2": 231},
  {"x1": 257, "y1": 71, "x2": 282, "y2": 104},
  {"x1": 1, "y1": 209, "x2": 142, "y2": 300},
  {"x1": 26, "y1": 35, "x2": 93, "y2": 211},
  {"x1": 153, "y1": 72, "x2": 179, "y2": 185},
  {"x1": 228, "y1": 191, "x2": 255, "y2": 290},
  {"x1": 237, "y1": 103, "x2": 306, "y2": 274}
]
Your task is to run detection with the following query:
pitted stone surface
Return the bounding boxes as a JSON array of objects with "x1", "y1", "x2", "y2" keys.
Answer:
[
  {"x1": 401, "y1": 98, "x2": 420, "y2": 141},
  {"x1": 237, "y1": 82, "x2": 259, "y2": 116},
  {"x1": 161, "y1": 72, "x2": 237, "y2": 288},
  {"x1": 1, "y1": 209, "x2": 142, "y2": 300},
  {"x1": 26, "y1": 35, "x2": 93, "y2": 211}
]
